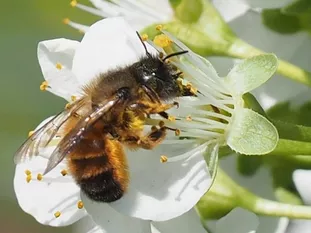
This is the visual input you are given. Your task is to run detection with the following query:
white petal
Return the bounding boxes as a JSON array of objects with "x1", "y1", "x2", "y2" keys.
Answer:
[
  {"x1": 37, "y1": 39, "x2": 82, "y2": 100},
  {"x1": 293, "y1": 170, "x2": 311, "y2": 204},
  {"x1": 108, "y1": 140, "x2": 212, "y2": 221},
  {"x1": 74, "y1": 216, "x2": 104, "y2": 233},
  {"x1": 14, "y1": 157, "x2": 87, "y2": 226},
  {"x1": 239, "y1": 0, "x2": 293, "y2": 9},
  {"x1": 81, "y1": 193, "x2": 152, "y2": 233},
  {"x1": 72, "y1": 17, "x2": 157, "y2": 85},
  {"x1": 212, "y1": 0, "x2": 250, "y2": 22},
  {"x1": 284, "y1": 219, "x2": 311, "y2": 233},
  {"x1": 151, "y1": 208, "x2": 206, "y2": 233},
  {"x1": 214, "y1": 208, "x2": 258, "y2": 233}
]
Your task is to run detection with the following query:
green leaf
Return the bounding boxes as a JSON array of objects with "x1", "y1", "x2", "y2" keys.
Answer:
[
  {"x1": 282, "y1": 0, "x2": 311, "y2": 15},
  {"x1": 261, "y1": 9, "x2": 302, "y2": 34},
  {"x1": 225, "y1": 54, "x2": 278, "y2": 95},
  {"x1": 227, "y1": 108, "x2": 279, "y2": 155}
]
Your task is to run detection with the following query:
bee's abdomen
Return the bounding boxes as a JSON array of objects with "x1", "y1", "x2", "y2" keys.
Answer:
[{"x1": 68, "y1": 137, "x2": 129, "y2": 203}]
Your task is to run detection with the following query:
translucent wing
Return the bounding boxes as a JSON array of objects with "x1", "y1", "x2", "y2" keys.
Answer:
[
  {"x1": 43, "y1": 97, "x2": 121, "y2": 175},
  {"x1": 14, "y1": 99, "x2": 85, "y2": 164}
]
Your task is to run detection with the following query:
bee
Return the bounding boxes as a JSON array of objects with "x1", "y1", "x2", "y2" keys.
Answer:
[{"x1": 14, "y1": 33, "x2": 188, "y2": 202}]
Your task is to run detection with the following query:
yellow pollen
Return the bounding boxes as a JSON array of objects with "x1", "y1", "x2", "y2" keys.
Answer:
[
  {"x1": 28, "y1": 130, "x2": 34, "y2": 137},
  {"x1": 54, "y1": 211, "x2": 61, "y2": 218},
  {"x1": 63, "y1": 18, "x2": 70, "y2": 25},
  {"x1": 141, "y1": 34, "x2": 148, "y2": 41},
  {"x1": 40, "y1": 81, "x2": 49, "y2": 91},
  {"x1": 37, "y1": 173, "x2": 43, "y2": 181},
  {"x1": 70, "y1": 0, "x2": 77, "y2": 7},
  {"x1": 65, "y1": 103, "x2": 71, "y2": 109},
  {"x1": 168, "y1": 115, "x2": 176, "y2": 122},
  {"x1": 160, "y1": 155, "x2": 168, "y2": 163},
  {"x1": 175, "y1": 129, "x2": 181, "y2": 136},
  {"x1": 26, "y1": 175, "x2": 32, "y2": 183},
  {"x1": 56, "y1": 62, "x2": 63, "y2": 70},
  {"x1": 71, "y1": 95, "x2": 77, "y2": 102},
  {"x1": 153, "y1": 34, "x2": 172, "y2": 48},
  {"x1": 61, "y1": 169, "x2": 68, "y2": 176},
  {"x1": 77, "y1": 200, "x2": 84, "y2": 209},
  {"x1": 24, "y1": 170, "x2": 31, "y2": 176},
  {"x1": 186, "y1": 115, "x2": 192, "y2": 121},
  {"x1": 156, "y1": 24, "x2": 163, "y2": 31}
]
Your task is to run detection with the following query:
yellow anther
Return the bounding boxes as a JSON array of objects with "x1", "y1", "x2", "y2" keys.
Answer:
[
  {"x1": 156, "y1": 24, "x2": 163, "y2": 31},
  {"x1": 40, "y1": 81, "x2": 49, "y2": 91},
  {"x1": 24, "y1": 170, "x2": 31, "y2": 176},
  {"x1": 160, "y1": 155, "x2": 168, "y2": 163},
  {"x1": 175, "y1": 129, "x2": 181, "y2": 136},
  {"x1": 37, "y1": 173, "x2": 43, "y2": 181},
  {"x1": 26, "y1": 175, "x2": 32, "y2": 183},
  {"x1": 54, "y1": 211, "x2": 61, "y2": 218},
  {"x1": 153, "y1": 34, "x2": 172, "y2": 48},
  {"x1": 65, "y1": 103, "x2": 71, "y2": 109},
  {"x1": 56, "y1": 62, "x2": 63, "y2": 70},
  {"x1": 61, "y1": 169, "x2": 68, "y2": 176},
  {"x1": 186, "y1": 115, "x2": 192, "y2": 121},
  {"x1": 141, "y1": 34, "x2": 148, "y2": 41},
  {"x1": 63, "y1": 18, "x2": 70, "y2": 25},
  {"x1": 168, "y1": 115, "x2": 176, "y2": 122},
  {"x1": 28, "y1": 130, "x2": 34, "y2": 137},
  {"x1": 71, "y1": 95, "x2": 77, "y2": 102},
  {"x1": 70, "y1": 0, "x2": 77, "y2": 7},
  {"x1": 77, "y1": 200, "x2": 84, "y2": 209}
]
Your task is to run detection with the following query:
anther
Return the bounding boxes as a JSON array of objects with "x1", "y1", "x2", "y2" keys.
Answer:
[
  {"x1": 186, "y1": 83, "x2": 197, "y2": 94},
  {"x1": 37, "y1": 173, "x2": 43, "y2": 181},
  {"x1": 65, "y1": 103, "x2": 71, "y2": 109},
  {"x1": 61, "y1": 169, "x2": 68, "y2": 176},
  {"x1": 153, "y1": 34, "x2": 172, "y2": 48},
  {"x1": 160, "y1": 155, "x2": 168, "y2": 163},
  {"x1": 151, "y1": 126, "x2": 158, "y2": 132},
  {"x1": 40, "y1": 81, "x2": 49, "y2": 91},
  {"x1": 186, "y1": 115, "x2": 192, "y2": 121},
  {"x1": 24, "y1": 170, "x2": 31, "y2": 176},
  {"x1": 156, "y1": 25, "x2": 163, "y2": 31},
  {"x1": 63, "y1": 18, "x2": 70, "y2": 25},
  {"x1": 28, "y1": 131, "x2": 34, "y2": 137},
  {"x1": 56, "y1": 62, "x2": 63, "y2": 70},
  {"x1": 54, "y1": 211, "x2": 61, "y2": 218},
  {"x1": 70, "y1": 0, "x2": 77, "y2": 7},
  {"x1": 159, "y1": 121, "x2": 165, "y2": 128},
  {"x1": 26, "y1": 175, "x2": 32, "y2": 183},
  {"x1": 77, "y1": 200, "x2": 84, "y2": 209},
  {"x1": 141, "y1": 34, "x2": 148, "y2": 41},
  {"x1": 71, "y1": 95, "x2": 77, "y2": 102},
  {"x1": 175, "y1": 129, "x2": 181, "y2": 136},
  {"x1": 168, "y1": 116, "x2": 176, "y2": 122}
]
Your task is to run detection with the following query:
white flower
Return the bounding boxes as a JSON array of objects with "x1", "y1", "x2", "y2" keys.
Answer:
[
  {"x1": 14, "y1": 17, "x2": 213, "y2": 229},
  {"x1": 213, "y1": 0, "x2": 294, "y2": 11}
]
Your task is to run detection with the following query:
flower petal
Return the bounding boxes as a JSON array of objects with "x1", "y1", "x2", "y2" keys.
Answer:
[
  {"x1": 107, "y1": 140, "x2": 212, "y2": 221},
  {"x1": 14, "y1": 117, "x2": 87, "y2": 226},
  {"x1": 81, "y1": 193, "x2": 152, "y2": 233},
  {"x1": 293, "y1": 169, "x2": 311, "y2": 204},
  {"x1": 239, "y1": 0, "x2": 293, "y2": 9},
  {"x1": 225, "y1": 54, "x2": 278, "y2": 95},
  {"x1": 227, "y1": 108, "x2": 278, "y2": 154},
  {"x1": 213, "y1": 0, "x2": 250, "y2": 22},
  {"x1": 74, "y1": 216, "x2": 104, "y2": 233},
  {"x1": 37, "y1": 39, "x2": 82, "y2": 100},
  {"x1": 72, "y1": 17, "x2": 157, "y2": 85},
  {"x1": 151, "y1": 208, "x2": 206, "y2": 233}
]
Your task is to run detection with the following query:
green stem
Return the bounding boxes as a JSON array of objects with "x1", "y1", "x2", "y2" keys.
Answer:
[
  {"x1": 227, "y1": 39, "x2": 311, "y2": 87},
  {"x1": 268, "y1": 139, "x2": 311, "y2": 156},
  {"x1": 272, "y1": 120, "x2": 311, "y2": 142}
]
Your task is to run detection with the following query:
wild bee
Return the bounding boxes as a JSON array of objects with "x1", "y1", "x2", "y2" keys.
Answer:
[{"x1": 14, "y1": 33, "x2": 188, "y2": 202}]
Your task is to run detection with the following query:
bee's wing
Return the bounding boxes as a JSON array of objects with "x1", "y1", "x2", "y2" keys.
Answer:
[
  {"x1": 43, "y1": 97, "x2": 120, "y2": 175},
  {"x1": 14, "y1": 99, "x2": 85, "y2": 165}
]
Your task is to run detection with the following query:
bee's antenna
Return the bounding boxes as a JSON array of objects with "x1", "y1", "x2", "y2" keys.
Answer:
[
  {"x1": 162, "y1": 50, "x2": 188, "y2": 62},
  {"x1": 136, "y1": 31, "x2": 152, "y2": 58}
]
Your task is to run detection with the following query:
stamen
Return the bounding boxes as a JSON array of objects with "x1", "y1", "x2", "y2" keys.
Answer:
[
  {"x1": 26, "y1": 175, "x2": 32, "y2": 183},
  {"x1": 40, "y1": 81, "x2": 48, "y2": 91},
  {"x1": 24, "y1": 170, "x2": 31, "y2": 176},
  {"x1": 175, "y1": 129, "x2": 181, "y2": 136},
  {"x1": 77, "y1": 200, "x2": 84, "y2": 209},
  {"x1": 61, "y1": 169, "x2": 68, "y2": 176},
  {"x1": 28, "y1": 130, "x2": 34, "y2": 137},
  {"x1": 70, "y1": 0, "x2": 77, "y2": 7},
  {"x1": 55, "y1": 62, "x2": 63, "y2": 70},
  {"x1": 153, "y1": 34, "x2": 172, "y2": 48},
  {"x1": 37, "y1": 173, "x2": 43, "y2": 181},
  {"x1": 71, "y1": 95, "x2": 77, "y2": 102},
  {"x1": 54, "y1": 211, "x2": 61, "y2": 218},
  {"x1": 160, "y1": 155, "x2": 168, "y2": 163},
  {"x1": 141, "y1": 34, "x2": 148, "y2": 41},
  {"x1": 62, "y1": 18, "x2": 89, "y2": 33},
  {"x1": 65, "y1": 103, "x2": 71, "y2": 109},
  {"x1": 156, "y1": 24, "x2": 163, "y2": 31}
]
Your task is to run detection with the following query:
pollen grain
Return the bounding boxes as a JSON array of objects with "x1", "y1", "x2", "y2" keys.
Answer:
[
  {"x1": 61, "y1": 169, "x2": 68, "y2": 176},
  {"x1": 40, "y1": 81, "x2": 49, "y2": 91},
  {"x1": 153, "y1": 34, "x2": 172, "y2": 48},
  {"x1": 77, "y1": 200, "x2": 84, "y2": 209},
  {"x1": 160, "y1": 155, "x2": 168, "y2": 163},
  {"x1": 24, "y1": 169, "x2": 31, "y2": 176},
  {"x1": 37, "y1": 173, "x2": 43, "y2": 181},
  {"x1": 54, "y1": 211, "x2": 61, "y2": 218},
  {"x1": 26, "y1": 175, "x2": 32, "y2": 183},
  {"x1": 56, "y1": 62, "x2": 63, "y2": 70}
]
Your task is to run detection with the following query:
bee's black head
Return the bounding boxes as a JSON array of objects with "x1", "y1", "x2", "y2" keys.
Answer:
[{"x1": 131, "y1": 55, "x2": 181, "y2": 100}]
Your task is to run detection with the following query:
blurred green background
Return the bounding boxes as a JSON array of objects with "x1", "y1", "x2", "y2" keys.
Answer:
[{"x1": 0, "y1": 1, "x2": 100, "y2": 232}]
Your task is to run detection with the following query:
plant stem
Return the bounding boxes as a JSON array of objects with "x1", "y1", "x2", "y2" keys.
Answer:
[{"x1": 227, "y1": 38, "x2": 311, "y2": 87}]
